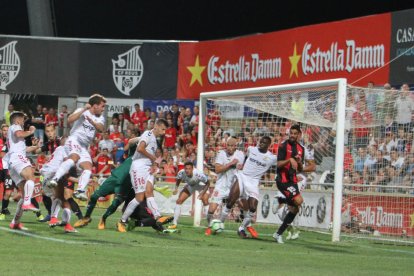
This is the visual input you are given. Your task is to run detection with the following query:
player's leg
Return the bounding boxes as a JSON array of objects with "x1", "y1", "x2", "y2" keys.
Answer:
[
  {"x1": 73, "y1": 157, "x2": 93, "y2": 200},
  {"x1": 239, "y1": 196, "x2": 259, "y2": 238},
  {"x1": 64, "y1": 186, "x2": 83, "y2": 220},
  {"x1": 39, "y1": 194, "x2": 52, "y2": 222},
  {"x1": 19, "y1": 165, "x2": 39, "y2": 211},
  {"x1": 50, "y1": 152, "x2": 79, "y2": 187},
  {"x1": 273, "y1": 182, "x2": 303, "y2": 243},
  {"x1": 9, "y1": 181, "x2": 27, "y2": 230},
  {"x1": 75, "y1": 176, "x2": 117, "y2": 228},
  {"x1": 0, "y1": 174, "x2": 14, "y2": 219},
  {"x1": 219, "y1": 176, "x2": 242, "y2": 223},
  {"x1": 60, "y1": 200, "x2": 77, "y2": 233},
  {"x1": 169, "y1": 186, "x2": 191, "y2": 228}
]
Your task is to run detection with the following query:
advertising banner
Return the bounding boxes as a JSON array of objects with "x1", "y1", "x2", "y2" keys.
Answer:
[
  {"x1": 178, "y1": 13, "x2": 391, "y2": 99},
  {"x1": 256, "y1": 189, "x2": 332, "y2": 229},
  {"x1": 0, "y1": 37, "x2": 79, "y2": 96},
  {"x1": 79, "y1": 42, "x2": 178, "y2": 99},
  {"x1": 143, "y1": 99, "x2": 197, "y2": 114},
  {"x1": 390, "y1": 9, "x2": 414, "y2": 84},
  {"x1": 345, "y1": 194, "x2": 414, "y2": 237}
]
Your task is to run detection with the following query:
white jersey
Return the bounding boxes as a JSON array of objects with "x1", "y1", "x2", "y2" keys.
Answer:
[
  {"x1": 304, "y1": 145, "x2": 314, "y2": 161},
  {"x1": 177, "y1": 168, "x2": 208, "y2": 186},
  {"x1": 132, "y1": 130, "x2": 157, "y2": 166},
  {"x1": 7, "y1": 124, "x2": 26, "y2": 155},
  {"x1": 242, "y1": 146, "x2": 277, "y2": 180},
  {"x1": 69, "y1": 109, "x2": 105, "y2": 147},
  {"x1": 41, "y1": 146, "x2": 67, "y2": 173},
  {"x1": 215, "y1": 149, "x2": 244, "y2": 190}
]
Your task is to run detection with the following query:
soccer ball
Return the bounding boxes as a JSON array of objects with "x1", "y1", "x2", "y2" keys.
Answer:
[{"x1": 210, "y1": 219, "x2": 224, "y2": 234}]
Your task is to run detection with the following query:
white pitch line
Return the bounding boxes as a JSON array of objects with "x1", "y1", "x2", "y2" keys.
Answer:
[{"x1": 0, "y1": 226, "x2": 99, "y2": 245}]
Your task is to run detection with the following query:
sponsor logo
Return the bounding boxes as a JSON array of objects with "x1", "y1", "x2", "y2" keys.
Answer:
[
  {"x1": 272, "y1": 197, "x2": 279, "y2": 215},
  {"x1": 0, "y1": 41, "x2": 20, "y2": 90},
  {"x1": 357, "y1": 206, "x2": 403, "y2": 228},
  {"x1": 302, "y1": 40, "x2": 385, "y2": 75},
  {"x1": 261, "y1": 194, "x2": 270, "y2": 218},
  {"x1": 207, "y1": 54, "x2": 282, "y2": 85},
  {"x1": 316, "y1": 197, "x2": 326, "y2": 223},
  {"x1": 112, "y1": 45, "x2": 144, "y2": 96}
]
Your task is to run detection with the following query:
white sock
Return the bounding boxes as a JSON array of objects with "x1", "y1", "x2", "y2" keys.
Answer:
[
  {"x1": 203, "y1": 205, "x2": 209, "y2": 216},
  {"x1": 121, "y1": 198, "x2": 139, "y2": 222},
  {"x1": 207, "y1": 213, "x2": 213, "y2": 227},
  {"x1": 54, "y1": 159, "x2": 75, "y2": 181},
  {"x1": 12, "y1": 199, "x2": 24, "y2": 224},
  {"x1": 220, "y1": 206, "x2": 230, "y2": 223},
  {"x1": 241, "y1": 211, "x2": 254, "y2": 229},
  {"x1": 77, "y1": 170, "x2": 92, "y2": 191},
  {"x1": 52, "y1": 198, "x2": 62, "y2": 218},
  {"x1": 146, "y1": 197, "x2": 161, "y2": 218},
  {"x1": 173, "y1": 204, "x2": 182, "y2": 225},
  {"x1": 62, "y1": 208, "x2": 71, "y2": 223},
  {"x1": 23, "y1": 180, "x2": 35, "y2": 205}
]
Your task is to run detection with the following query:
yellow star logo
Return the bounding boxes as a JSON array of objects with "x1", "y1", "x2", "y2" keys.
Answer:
[
  {"x1": 187, "y1": 55, "x2": 206, "y2": 86},
  {"x1": 410, "y1": 212, "x2": 414, "y2": 228},
  {"x1": 289, "y1": 44, "x2": 301, "y2": 78}
]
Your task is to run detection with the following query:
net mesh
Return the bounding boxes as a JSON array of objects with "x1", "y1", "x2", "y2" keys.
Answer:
[{"x1": 202, "y1": 83, "x2": 414, "y2": 244}]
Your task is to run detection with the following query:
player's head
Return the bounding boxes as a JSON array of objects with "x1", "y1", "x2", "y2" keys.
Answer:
[
  {"x1": 226, "y1": 137, "x2": 237, "y2": 155},
  {"x1": 153, "y1": 118, "x2": 167, "y2": 137},
  {"x1": 288, "y1": 124, "x2": 301, "y2": 144},
  {"x1": 1, "y1": 124, "x2": 8, "y2": 138},
  {"x1": 258, "y1": 136, "x2": 271, "y2": 152},
  {"x1": 10, "y1": 111, "x2": 26, "y2": 126},
  {"x1": 184, "y1": 161, "x2": 194, "y2": 176},
  {"x1": 45, "y1": 123, "x2": 56, "y2": 140},
  {"x1": 88, "y1": 94, "x2": 107, "y2": 116}
]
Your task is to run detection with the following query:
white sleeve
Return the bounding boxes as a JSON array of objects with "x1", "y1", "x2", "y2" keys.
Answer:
[
  {"x1": 197, "y1": 172, "x2": 208, "y2": 183},
  {"x1": 215, "y1": 151, "x2": 226, "y2": 165},
  {"x1": 12, "y1": 125, "x2": 23, "y2": 134},
  {"x1": 235, "y1": 150, "x2": 245, "y2": 164},
  {"x1": 177, "y1": 170, "x2": 184, "y2": 180}
]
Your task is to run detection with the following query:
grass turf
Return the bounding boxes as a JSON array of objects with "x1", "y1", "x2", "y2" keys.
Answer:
[{"x1": 0, "y1": 202, "x2": 413, "y2": 275}]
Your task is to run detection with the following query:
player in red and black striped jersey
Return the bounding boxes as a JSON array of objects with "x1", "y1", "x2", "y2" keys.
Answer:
[{"x1": 273, "y1": 124, "x2": 305, "y2": 244}]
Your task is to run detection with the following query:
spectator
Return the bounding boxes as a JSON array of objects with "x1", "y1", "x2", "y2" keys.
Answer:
[
  {"x1": 395, "y1": 83, "x2": 414, "y2": 132},
  {"x1": 93, "y1": 148, "x2": 113, "y2": 177},
  {"x1": 164, "y1": 119, "x2": 177, "y2": 150},
  {"x1": 58, "y1": 104, "x2": 69, "y2": 136},
  {"x1": 352, "y1": 101, "x2": 373, "y2": 148},
  {"x1": 4, "y1": 104, "x2": 14, "y2": 125},
  {"x1": 381, "y1": 115, "x2": 398, "y2": 137},
  {"x1": 395, "y1": 128, "x2": 407, "y2": 153},
  {"x1": 389, "y1": 148, "x2": 405, "y2": 171},
  {"x1": 253, "y1": 119, "x2": 269, "y2": 137},
  {"x1": 114, "y1": 132, "x2": 125, "y2": 165},
  {"x1": 354, "y1": 147, "x2": 369, "y2": 174},
  {"x1": 378, "y1": 132, "x2": 397, "y2": 157},
  {"x1": 31, "y1": 104, "x2": 45, "y2": 144},
  {"x1": 171, "y1": 103, "x2": 180, "y2": 130},
  {"x1": 164, "y1": 157, "x2": 177, "y2": 183},
  {"x1": 131, "y1": 103, "x2": 146, "y2": 130},
  {"x1": 98, "y1": 131, "x2": 115, "y2": 153},
  {"x1": 45, "y1": 107, "x2": 58, "y2": 127},
  {"x1": 190, "y1": 106, "x2": 199, "y2": 134},
  {"x1": 183, "y1": 107, "x2": 192, "y2": 134}
]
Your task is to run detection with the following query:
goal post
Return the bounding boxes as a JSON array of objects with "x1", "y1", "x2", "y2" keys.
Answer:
[{"x1": 195, "y1": 78, "x2": 347, "y2": 242}]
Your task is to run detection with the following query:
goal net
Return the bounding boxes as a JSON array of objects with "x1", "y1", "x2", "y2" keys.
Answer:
[{"x1": 195, "y1": 78, "x2": 414, "y2": 244}]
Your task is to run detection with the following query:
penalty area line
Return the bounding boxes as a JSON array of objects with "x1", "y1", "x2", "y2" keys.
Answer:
[{"x1": 0, "y1": 226, "x2": 99, "y2": 245}]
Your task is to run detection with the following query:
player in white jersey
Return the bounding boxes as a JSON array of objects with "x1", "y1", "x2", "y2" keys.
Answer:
[
  {"x1": 205, "y1": 137, "x2": 244, "y2": 236},
  {"x1": 4, "y1": 112, "x2": 40, "y2": 230},
  {"x1": 117, "y1": 119, "x2": 167, "y2": 232},
  {"x1": 168, "y1": 161, "x2": 210, "y2": 229},
  {"x1": 275, "y1": 143, "x2": 316, "y2": 240},
  {"x1": 220, "y1": 136, "x2": 277, "y2": 238},
  {"x1": 48, "y1": 94, "x2": 106, "y2": 201}
]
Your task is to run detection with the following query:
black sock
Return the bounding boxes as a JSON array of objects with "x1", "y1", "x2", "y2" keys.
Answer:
[
  {"x1": 2, "y1": 199, "x2": 10, "y2": 212},
  {"x1": 31, "y1": 198, "x2": 40, "y2": 209},
  {"x1": 68, "y1": 198, "x2": 83, "y2": 219},
  {"x1": 42, "y1": 195, "x2": 52, "y2": 215},
  {"x1": 277, "y1": 212, "x2": 297, "y2": 235}
]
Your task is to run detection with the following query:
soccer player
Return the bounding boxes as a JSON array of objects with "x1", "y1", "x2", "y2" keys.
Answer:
[
  {"x1": 275, "y1": 143, "x2": 316, "y2": 240},
  {"x1": 168, "y1": 161, "x2": 210, "y2": 229},
  {"x1": 48, "y1": 94, "x2": 106, "y2": 201},
  {"x1": 205, "y1": 137, "x2": 244, "y2": 235},
  {"x1": 273, "y1": 124, "x2": 305, "y2": 244},
  {"x1": 220, "y1": 136, "x2": 277, "y2": 238},
  {"x1": 4, "y1": 112, "x2": 40, "y2": 230},
  {"x1": 117, "y1": 119, "x2": 167, "y2": 232}
]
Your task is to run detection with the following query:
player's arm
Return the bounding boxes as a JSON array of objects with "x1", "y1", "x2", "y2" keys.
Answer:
[
  {"x1": 296, "y1": 147, "x2": 305, "y2": 172},
  {"x1": 198, "y1": 179, "x2": 210, "y2": 198},
  {"x1": 302, "y1": 159, "x2": 316, "y2": 173},
  {"x1": 136, "y1": 140, "x2": 156, "y2": 163},
  {"x1": 15, "y1": 125, "x2": 36, "y2": 139},
  {"x1": 173, "y1": 178, "x2": 182, "y2": 195},
  {"x1": 67, "y1": 104, "x2": 91, "y2": 124}
]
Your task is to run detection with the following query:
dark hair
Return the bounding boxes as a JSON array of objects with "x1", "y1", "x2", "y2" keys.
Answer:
[
  {"x1": 88, "y1": 94, "x2": 106, "y2": 105},
  {"x1": 290, "y1": 124, "x2": 302, "y2": 133},
  {"x1": 156, "y1": 118, "x2": 168, "y2": 127},
  {"x1": 184, "y1": 161, "x2": 194, "y2": 167},
  {"x1": 261, "y1": 136, "x2": 271, "y2": 143}
]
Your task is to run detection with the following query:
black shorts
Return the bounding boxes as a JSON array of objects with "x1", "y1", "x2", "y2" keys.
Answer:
[
  {"x1": 276, "y1": 181, "x2": 300, "y2": 206},
  {"x1": 3, "y1": 170, "x2": 16, "y2": 190},
  {"x1": 62, "y1": 179, "x2": 75, "y2": 191},
  {"x1": 0, "y1": 169, "x2": 5, "y2": 182}
]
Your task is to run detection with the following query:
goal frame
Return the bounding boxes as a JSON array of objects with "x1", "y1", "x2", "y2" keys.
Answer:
[{"x1": 195, "y1": 78, "x2": 347, "y2": 242}]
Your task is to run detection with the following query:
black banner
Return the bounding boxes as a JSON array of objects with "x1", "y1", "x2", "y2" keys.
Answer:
[
  {"x1": 390, "y1": 9, "x2": 414, "y2": 85},
  {"x1": 78, "y1": 42, "x2": 178, "y2": 99},
  {"x1": 0, "y1": 37, "x2": 79, "y2": 96}
]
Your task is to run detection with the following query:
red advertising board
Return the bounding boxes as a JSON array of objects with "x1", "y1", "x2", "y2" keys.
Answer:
[
  {"x1": 178, "y1": 13, "x2": 391, "y2": 99},
  {"x1": 346, "y1": 194, "x2": 414, "y2": 237}
]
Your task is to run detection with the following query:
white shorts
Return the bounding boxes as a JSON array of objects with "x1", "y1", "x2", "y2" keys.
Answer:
[
  {"x1": 130, "y1": 162, "x2": 152, "y2": 194},
  {"x1": 7, "y1": 153, "x2": 32, "y2": 185},
  {"x1": 235, "y1": 172, "x2": 259, "y2": 200},
  {"x1": 64, "y1": 137, "x2": 92, "y2": 164},
  {"x1": 184, "y1": 183, "x2": 206, "y2": 194},
  {"x1": 209, "y1": 185, "x2": 230, "y2": 204}
]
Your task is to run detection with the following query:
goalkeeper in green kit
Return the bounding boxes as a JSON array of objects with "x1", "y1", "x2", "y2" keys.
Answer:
[{"x1": 74, "y1": 137, "x2": 172, "y2": 229}]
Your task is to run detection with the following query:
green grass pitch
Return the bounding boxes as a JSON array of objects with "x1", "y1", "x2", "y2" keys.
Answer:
[{"x1": 0, "y1": 202, "x2": 413, "y2": 275}]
